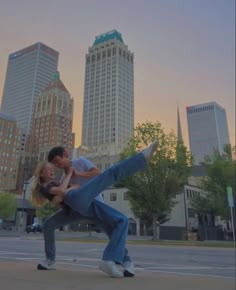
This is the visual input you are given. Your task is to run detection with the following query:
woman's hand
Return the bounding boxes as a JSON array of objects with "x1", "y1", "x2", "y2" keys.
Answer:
[
  {"x1": 65, "y1": 166, "x2": 73, "y2": 177},
  {"x1": 52, "y1": 195, "x2": 64, "y2": 205},
  {"x1": 65, "y1": 184, "x2": 80, "y2": 195},
  {"x1": 50, "y1": 187, "x2": 66, "y2": 199},
  {"x1": 71, "y1": 167, "x2": 80, "y2": 177}
]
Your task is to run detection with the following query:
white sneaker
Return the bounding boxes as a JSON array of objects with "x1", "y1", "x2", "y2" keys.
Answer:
[
  {"x1": 142, "y1": 140, "x2": 158, "y2": 162},
  {"x1": 99, "y1": 260, "x2": 124, "y2": 278},
  {"x1": 37, "y1": 259, "x2": 56, "y2": 270},
  {"x1": 123, "y1": 261, "x2": 135, "y2": 277}
]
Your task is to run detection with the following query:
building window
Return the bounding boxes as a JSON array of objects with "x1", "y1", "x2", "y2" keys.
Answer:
[
  {"x1": 110, "y1": 192, "x2": 117, "y2": 201},
  {"x1": 188, "y1": 208, "x2": 195, "y2": 218},
  {"x1": 124, "y1": 192, "x2": 129, "y2": 200},
  {"x1": 186, "y1": 189, "x2": 189, "y2": 198}
]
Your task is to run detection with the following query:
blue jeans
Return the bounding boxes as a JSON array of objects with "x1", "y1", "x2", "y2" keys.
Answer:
[
  {"x1": 43, "y1": 208, "x2": 83, "y2": 261},
  {"x1": 64, "y1": 152, "x2": 147, "y2": 216},
  {"x1": 64, "y1": 152, "x2": 147, "y2": 263},
  {"x1": 43, "y1": 208, "x2": 131, "y2": 263}
]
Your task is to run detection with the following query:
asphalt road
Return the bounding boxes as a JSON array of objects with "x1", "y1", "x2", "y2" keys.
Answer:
[{"x1": 0, "y1": 236, "x2": 235, "y2": 280}]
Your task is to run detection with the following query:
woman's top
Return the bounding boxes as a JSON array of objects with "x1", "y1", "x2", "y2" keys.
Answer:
[{"x1": 40, "y1": 181, "x2": 70, "y2": 214}]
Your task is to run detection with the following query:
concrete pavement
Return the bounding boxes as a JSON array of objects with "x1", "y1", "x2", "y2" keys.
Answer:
[{"x1": 0, "y1": 261, "x2": 235, "y2": 290}]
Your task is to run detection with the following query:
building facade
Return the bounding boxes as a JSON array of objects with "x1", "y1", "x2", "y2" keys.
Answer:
[
  {"x1": 81, "y1": 30, "x2": 134, "y2": 169},
  {"x1": 1, "y1": 42, "x2": 59, "y2": 134},
  {"x1": 0, "y1": 113, "x2": 22, "y2": 190},
  {"x1": 187, "y1": 102, "x2": 230, "y2": 164},
  {"x1": 22, "y1": 73, "x2": 74, "y2": 180}
]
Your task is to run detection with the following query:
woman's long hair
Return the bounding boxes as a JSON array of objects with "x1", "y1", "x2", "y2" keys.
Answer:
[{"x1": 31, "y1": 161, "x2": 49, "y2": 207}]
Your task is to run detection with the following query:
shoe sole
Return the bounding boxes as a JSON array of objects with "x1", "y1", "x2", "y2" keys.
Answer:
[
  {"x1": 124, "y1": 270, "x2": 135, "y2": 277},
  {"x1": 99, "y1": 263, "x2": 124, "y2": 278},
  {"x1": 150, "y1": 140, "x2": 158, "y2": 157},
  {"x1": 37, "y1": 264, "x2": 55, "y2": 270}
]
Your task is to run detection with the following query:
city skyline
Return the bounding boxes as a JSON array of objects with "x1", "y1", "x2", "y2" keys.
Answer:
[{"x1": 0, "y1": 0, "x2": 235, "y2": 147}]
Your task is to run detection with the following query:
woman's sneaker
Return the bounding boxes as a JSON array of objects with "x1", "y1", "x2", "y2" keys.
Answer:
[
  {"x1": 99, "y1": 260, "x2": 124, "y2": 278},
  {"x1": 37, "y1": 259, "x2": 56, "y2": 270},
  {"x1": 142, "y1": 140, "x2": 158, "y2": 162},
  {"x1": 123, "y1": 261, "x2": 135, "y2": 277}
]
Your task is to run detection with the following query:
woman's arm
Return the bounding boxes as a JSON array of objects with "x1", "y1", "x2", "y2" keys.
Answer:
[
  {"x1": 47, "y1": 167, "x2": 74, "y2": 202},
  {"x1": 59, "y1": 167, "x2": 73, "y2": 191}
]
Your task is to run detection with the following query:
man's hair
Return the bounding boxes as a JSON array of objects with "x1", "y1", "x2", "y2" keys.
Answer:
[{"x1": 48, "y1": 146, "x2": 65, "y2": 162}]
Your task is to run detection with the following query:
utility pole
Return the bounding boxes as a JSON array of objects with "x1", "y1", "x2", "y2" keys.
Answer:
[{"x1": 227, "y1": 187, "x2": 235, "y2": 243}]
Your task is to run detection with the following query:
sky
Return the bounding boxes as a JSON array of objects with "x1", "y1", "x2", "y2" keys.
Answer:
[{"x1": 0, "y1": 0, "x2": 235, "y2": 147}]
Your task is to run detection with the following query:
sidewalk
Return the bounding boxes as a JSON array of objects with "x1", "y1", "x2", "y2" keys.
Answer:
[{"x1": 0, "y1": 261, "x2": 234, "y2": 290}]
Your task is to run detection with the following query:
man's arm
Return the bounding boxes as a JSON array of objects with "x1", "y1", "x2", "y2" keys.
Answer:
[{"x1": 73, "y1": 166, "x2": 100, "y2": 179}]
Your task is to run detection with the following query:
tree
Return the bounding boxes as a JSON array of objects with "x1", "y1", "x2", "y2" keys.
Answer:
[
  {"x1": 119, "y1": 121, "x2": 192, "y2": 240},
  {"x1": 0, "y1": 192, "x2": 17, "y2": 220},
  {"x1": 202, "y1": 145, "x2": 236, "y2": 221},
  {"x1": 191, "y1": 195, "x2": 215, "y2": 240},
  {"x1": 35, "y1": 202, "x2": 59, "y2": 222}
]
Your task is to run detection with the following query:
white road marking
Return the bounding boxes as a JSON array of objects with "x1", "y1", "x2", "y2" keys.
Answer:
[
  {"x1": 0, "y1": 250, "x2": 235, "y2": 280},
  {"x1": 138, "y1": 269, "x2": 235, "y2": 280}
]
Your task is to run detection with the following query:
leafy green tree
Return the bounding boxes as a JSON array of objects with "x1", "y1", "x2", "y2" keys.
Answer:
[
  {"x1": 191, "y1": 195, "x2": 215, "y2": 240},
  {"x1": 202, "y1": 145, "x2": 236, "y2": 221},
  {"x1": 119, "y1": 121, "x2": 192, "y2": 240},
  {"x1": 35, "y1": 202, "x2": 59, "y2": 222},
  {"x1": 0, "y1": 192, "x2": 17, "y2": 220}
]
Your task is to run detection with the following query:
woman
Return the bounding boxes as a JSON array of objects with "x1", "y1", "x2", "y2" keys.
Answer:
[{"x1": 31, "y1": 140, "x2": 158, "y2": 278}]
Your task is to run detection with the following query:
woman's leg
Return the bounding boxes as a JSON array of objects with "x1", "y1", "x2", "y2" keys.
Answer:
[{"x1": 65, "y1": 152, "x2": 147, "y2": 216}]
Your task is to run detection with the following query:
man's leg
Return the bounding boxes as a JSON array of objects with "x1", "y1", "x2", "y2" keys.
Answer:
[
  {"x1": 97, "y1": 217, "x2": 135, "y2": 277},
  {"x1": 89, "y1": 201, "x2": 135, "y2": 277},
  {"x1": 38, "y1": 208, "x2": 83, "y2": 270},
  {"x1": 98, "y1": 223, "x2": 131, "y2": 262}
]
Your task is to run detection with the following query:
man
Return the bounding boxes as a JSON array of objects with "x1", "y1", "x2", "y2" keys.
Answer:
[{"x1": 38, "y1": 146, "x2": 135, "y2": 277}]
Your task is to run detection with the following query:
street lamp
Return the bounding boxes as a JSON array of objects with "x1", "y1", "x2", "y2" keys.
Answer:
[{"x1": 20, "y1": 180, "x2": 29, "y2": 228}]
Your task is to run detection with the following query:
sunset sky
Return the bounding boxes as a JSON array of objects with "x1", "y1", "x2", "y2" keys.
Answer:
[{"x1": 0, "y1": 0, "x2": 235, "y2": 147}]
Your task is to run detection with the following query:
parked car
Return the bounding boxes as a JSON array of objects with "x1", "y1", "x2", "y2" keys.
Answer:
[{"x1": 25, "y1": 223, "x2": 42, "y2": 234}]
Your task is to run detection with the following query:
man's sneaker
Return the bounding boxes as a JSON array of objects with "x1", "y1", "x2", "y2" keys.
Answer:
[
  {"x1": 142, "y1": 140, "x2": 158, "y2": 162},
  {"x1": 99, "y1": 260, "x2": 124, "y2": 278},
  {"x1": 123, "y1": 261, "x2": 135, "y2": 277},
  {"x1": 37, "y1": 259, "x2": 56, "y2": 270}
]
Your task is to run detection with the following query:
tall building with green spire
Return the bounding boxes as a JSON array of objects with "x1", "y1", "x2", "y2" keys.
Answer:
[{"x1": 81, "y1": 30, "x2": 134, "y2": 169}]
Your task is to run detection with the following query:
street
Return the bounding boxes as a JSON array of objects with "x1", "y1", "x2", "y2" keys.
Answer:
[{"x1": 0, "y1": 236, "x2": 235, "y2": 279}]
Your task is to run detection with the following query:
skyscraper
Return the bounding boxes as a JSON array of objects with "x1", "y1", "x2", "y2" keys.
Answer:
[
  {"x1": 1, "y1": 42, "x2": 59, "y2": 134},
  {"x1": 186, "y1": 101, "x2": 230, "y2": 164},
  {"x1": 81, "y1": 30, "x2": 134, "y2": 168},
  {"x1": 23, "y1": 73, "x2": 74, "y2": 179},
  {"x1": 0, "y1": 113, "x2": 22, "y2": 190}
]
